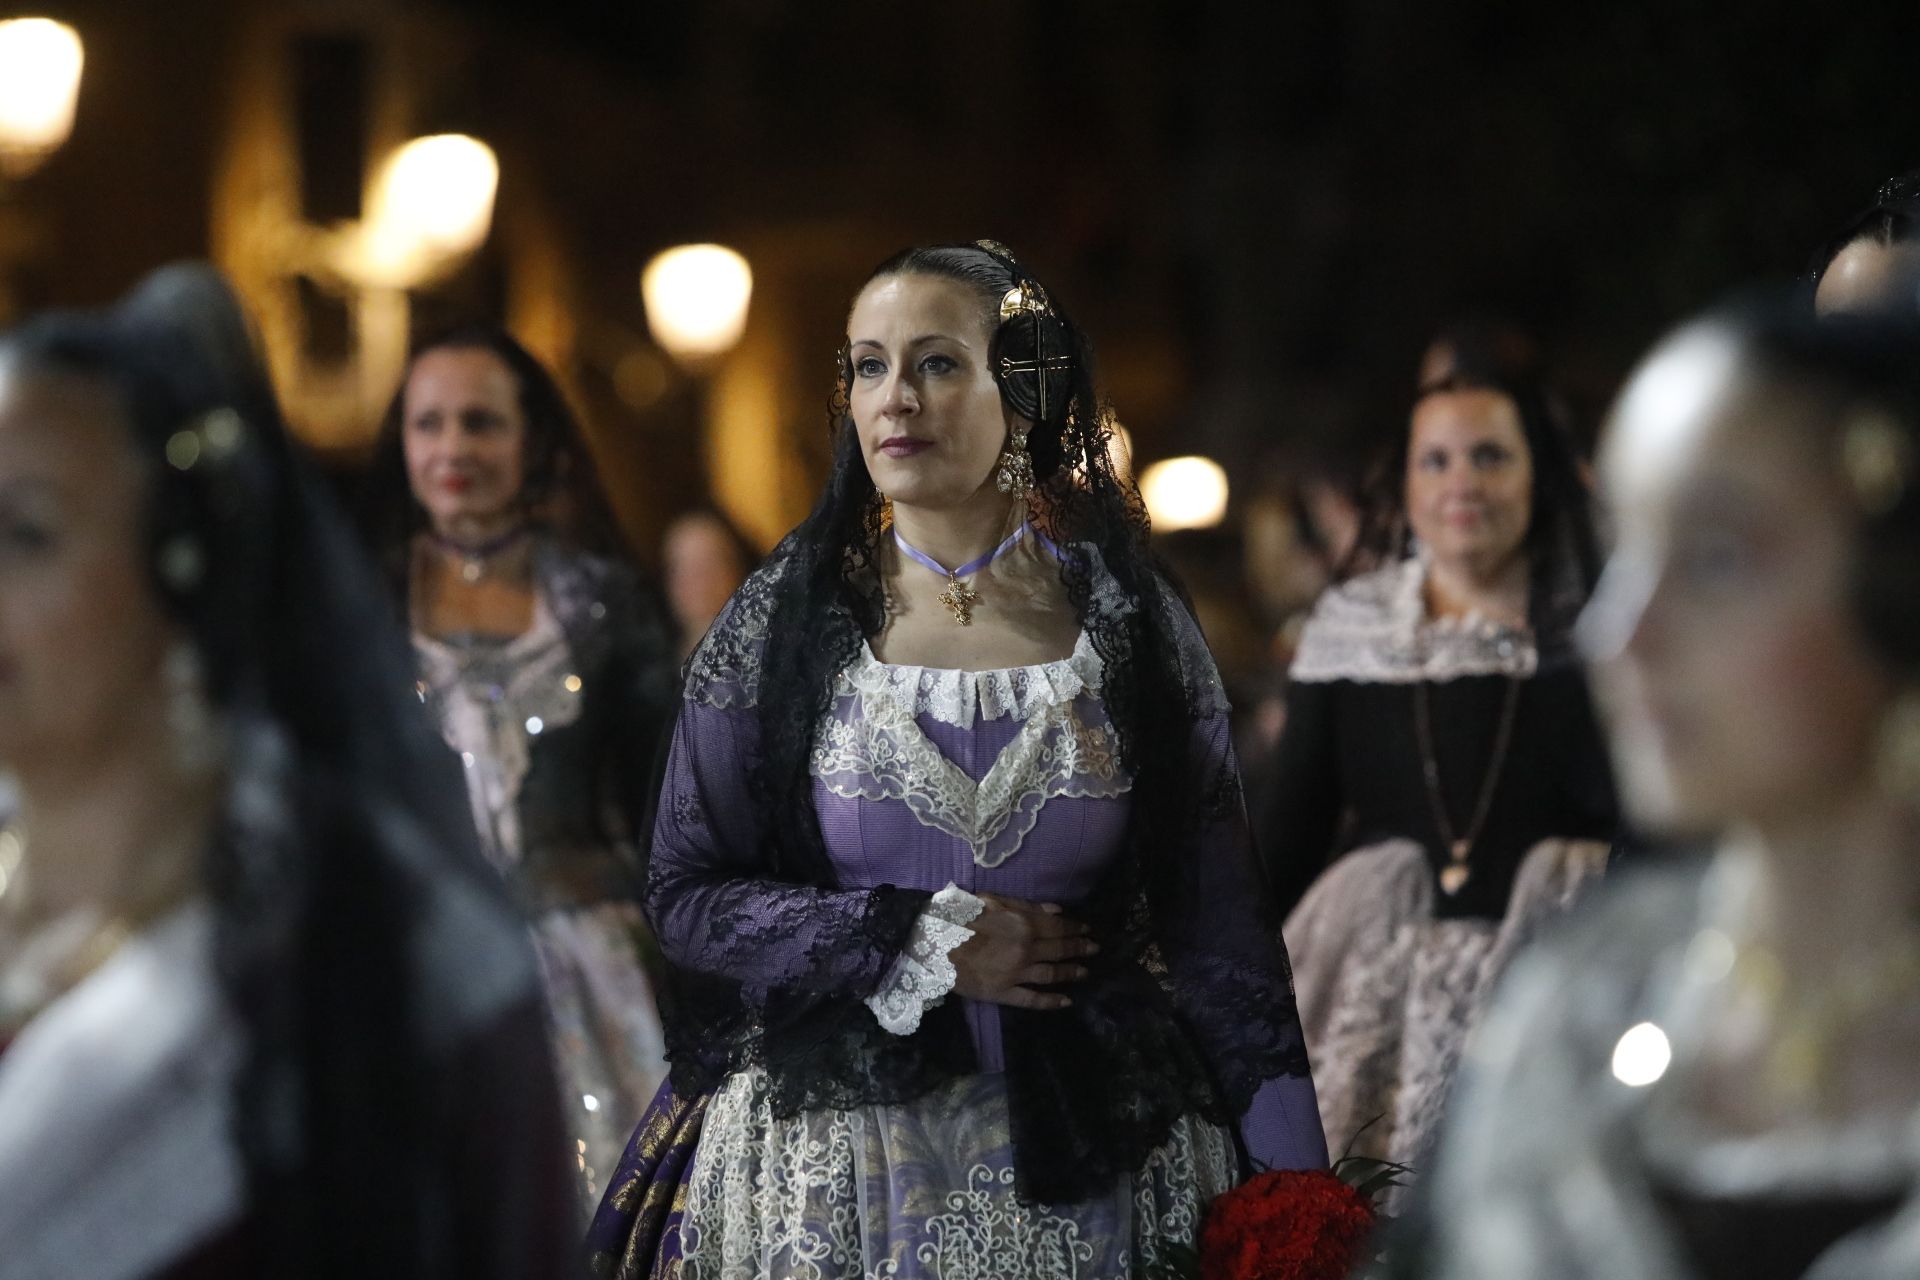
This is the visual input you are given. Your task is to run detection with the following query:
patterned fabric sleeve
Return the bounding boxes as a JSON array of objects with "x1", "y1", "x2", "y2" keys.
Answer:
[{"x1": 645, "y1": 695, "x2": 931, "y2": 1005}]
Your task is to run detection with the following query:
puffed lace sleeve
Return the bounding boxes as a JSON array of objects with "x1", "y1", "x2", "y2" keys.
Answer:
[{"x1": 864, "y1": 884, "x2": 985, "y2": 1036}]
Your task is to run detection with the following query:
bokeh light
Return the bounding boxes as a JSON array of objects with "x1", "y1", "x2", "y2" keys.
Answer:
[
  {"x1": 642, "y1": 244, "x2": 753, "y2": 363},
  {"x1": 1139, "y1": 455, "x2": 1229, "y2": 531},
  {"x1": 0, "y1": 18, "x2": 84, "y2": 177}
]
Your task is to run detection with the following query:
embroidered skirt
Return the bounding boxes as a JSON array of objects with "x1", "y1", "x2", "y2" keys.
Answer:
[
  {"x1": 589, "y1": 1068, "x2": 1236, "y2": 1279},
  {"x1": 1283, "y1": 837, "x2": 1608, "y2": 1184},
  {"x1": 532, "y1": 899, "x2": 670, "y2": 1213}
]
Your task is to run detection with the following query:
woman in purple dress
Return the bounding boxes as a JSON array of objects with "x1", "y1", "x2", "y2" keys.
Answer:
[{"x1": 587, "y1": 242, "x2": 1325, "y2": 1278}]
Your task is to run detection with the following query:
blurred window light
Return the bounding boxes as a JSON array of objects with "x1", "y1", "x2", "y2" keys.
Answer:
[
  {"x1": 0, "y1": 18, "x2": 84, "y2": 178},
  {"x1": 642, "y1": 244, "x2": 753, "y2": 363},
  {"x1": 341, "y1": 134, "x2": 498, "y2": 288},
  {"x1": 1610, "y1": 1021, "x2": 1672, "y2": 1088},
  {"x1": 1139, "y1": 455, "x2": 1229, "y2": 531}
]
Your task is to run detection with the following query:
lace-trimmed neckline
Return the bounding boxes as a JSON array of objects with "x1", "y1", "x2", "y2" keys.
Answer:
[
  {"x1": 845, "y1": 631, "x2": 1104, "y2": 730},
  {"x1": 1290, "y1": 556, "x2": 1537, "y2": 685}
]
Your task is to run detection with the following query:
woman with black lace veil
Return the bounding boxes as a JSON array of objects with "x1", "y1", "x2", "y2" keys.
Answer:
[
  {"x1": 1259, "y1": 328, "x2": 1618, "y2": 1178},
  {"x1": 0, "y1": 266, "x2": 571, "y2": 1277},
  {"x1": 1418, "y1": 304, "x2": 1920, "y2": 1280},
  {"x1": 585, "y1": 242, "x2": 1325, "y2": 1279},
  {"x1": 360, "y1": 326, "x2": 680, "y2": 1210}
]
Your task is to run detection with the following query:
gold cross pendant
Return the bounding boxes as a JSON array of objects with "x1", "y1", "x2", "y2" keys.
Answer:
[{"x1": 939, "y1": 573, "x2": 980, "y2": 625}]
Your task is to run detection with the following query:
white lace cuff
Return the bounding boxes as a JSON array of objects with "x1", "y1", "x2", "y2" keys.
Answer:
[{"x1": 865, "y1": 884, "x2": 985, "y2": 1036}]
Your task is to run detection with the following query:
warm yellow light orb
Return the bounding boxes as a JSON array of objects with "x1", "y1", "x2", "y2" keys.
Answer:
[
  {"x1": 1138, "y1": 455, "x2": 1229, "y2": 531},
  {"x1": 343, "y1": 134, "x2": 499, "y2": 287},
  {"x1": 0, "y1": 19, "x2": 84, "y2": 177},
  {"x1": 642, "y1": 244, "x2": 753, "y2": 363}
]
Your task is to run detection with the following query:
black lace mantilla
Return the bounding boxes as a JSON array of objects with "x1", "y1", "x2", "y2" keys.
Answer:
[{"x1": 648, "y1": 547, "x2": 1311, "y2": 1205}]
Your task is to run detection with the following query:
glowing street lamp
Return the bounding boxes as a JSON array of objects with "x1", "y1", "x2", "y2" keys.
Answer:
[
  {"x1": 1139, "y1": 455, "x2": 1229, "y2": 532},
  {"x1": 642, "y1": 244, "x2": 753, "y2": 364},
  {"x1": 336, "y1": 133, "x2": 499, "y2": 289},
  {"x1": 0, "y1": 18, "x2": 84, "y2": 178}
]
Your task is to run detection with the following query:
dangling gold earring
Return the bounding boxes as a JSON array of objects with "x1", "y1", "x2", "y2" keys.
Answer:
[
  {"x1": 995, "y1": 423, "x2": 1034, "y2": 501},
  {"x1": 1875, "y1": 688, "x2": 1920, "y2": 802}
]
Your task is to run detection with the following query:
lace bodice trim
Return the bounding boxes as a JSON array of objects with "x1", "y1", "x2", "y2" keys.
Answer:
[
  {"x1": 1290, "y1": 556, "x2": 1538, "y2": 685},
  {"x1": 683, "y1": 543, "x2": 1161, "y2": 714},
  {"x1": 813, "y1": 641, "x2": 1131, "y2": 868},
  {"x1": 413, "y1": 592, "x2": 584, "y2": 869},
  {"x1": 865, "y1": 884, "x2": 985, "y2": 1036},
  {"x1": 843, "y1": 631, "x2": 1105, "y2": 729}
]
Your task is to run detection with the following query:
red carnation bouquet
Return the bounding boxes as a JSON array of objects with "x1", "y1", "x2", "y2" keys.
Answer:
[{"x1": 1145, "y1": 1140, "x2": 1409, "y2": 1280}]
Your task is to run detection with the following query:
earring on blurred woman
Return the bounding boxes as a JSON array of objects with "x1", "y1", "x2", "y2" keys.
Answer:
[
  {"x1": 995, "y1": 422, "x2": 1033, "y2": 501},
  {"x1": 162, "y1": 642, "x2": 221, "y2": 775}
]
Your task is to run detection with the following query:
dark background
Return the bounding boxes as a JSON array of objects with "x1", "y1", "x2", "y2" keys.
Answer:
[{"x1": 4, "y1": 0, "x2": 1919, "y2": 541}]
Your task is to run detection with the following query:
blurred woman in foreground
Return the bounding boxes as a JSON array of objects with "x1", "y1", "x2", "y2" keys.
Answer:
[
  {"x1": 1424, "y1": 304, "x2": 1920, "y2": 1278},
  {"x1": 0, "y1": 268, "x2": 570, "y2": 1278}
]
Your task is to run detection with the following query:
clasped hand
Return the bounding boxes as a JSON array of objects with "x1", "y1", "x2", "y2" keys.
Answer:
[{"x1": 949, "y1": 893, "x2": 1098, "y2": 1011}]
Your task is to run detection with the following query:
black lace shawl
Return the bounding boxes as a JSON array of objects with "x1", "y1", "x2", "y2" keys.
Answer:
[{"x1": 644, "y1": 544, "x2": 1312, "y2": 1205}]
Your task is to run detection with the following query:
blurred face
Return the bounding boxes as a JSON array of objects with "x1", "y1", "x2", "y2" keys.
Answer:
[
  {"x1": 664, "y1": 513, "x2": 747, "y2": 636},
  {"x1": 0, "y1": 360, "x2": 178, "y2": 772},
  {"x1": 1815, "y1": 238, "x2": 1920, "y2": 318},
  {"x1": 846, "y1": 274, "x2": 1018, "y2": 510},
  {"x1": 1404, "y1": 388, "x2": 1534, "y2": 575},
  {"x1": 1579, "y1": 328, "x2": 1893, "y2": 833},
  {"x1": 401, "y1": 346, "x2": 528, "y2": 537}
]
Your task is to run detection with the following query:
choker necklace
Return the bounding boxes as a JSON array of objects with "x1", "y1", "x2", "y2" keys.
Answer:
[
  {"x1": 430, "y1": 525, "x2": 530, "y2": 584},
  {"x1": 893, "y1": 521, "x2": 1034, "y2": 625}
]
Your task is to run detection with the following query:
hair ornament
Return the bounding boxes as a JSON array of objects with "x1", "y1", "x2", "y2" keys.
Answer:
[
  {"x1": 998, "y1": 279, "x2": 1055, "y2": 323},
  {"x1": 974, "y1": 239, "x2": 1075, "y2": 424},
  {"x1": 164, "y1": 406, "x2": 248, "y2": 472}
]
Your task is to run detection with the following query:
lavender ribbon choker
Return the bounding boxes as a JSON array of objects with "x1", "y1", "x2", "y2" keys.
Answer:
[{"x1": 893, "y1": 521, "x2": 1033, "y2": 625}]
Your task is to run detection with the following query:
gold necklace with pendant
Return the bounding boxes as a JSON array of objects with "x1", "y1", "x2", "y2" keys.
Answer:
[{"x1": 1413, "y1": 675, "x2": 1522, "y2": 895}]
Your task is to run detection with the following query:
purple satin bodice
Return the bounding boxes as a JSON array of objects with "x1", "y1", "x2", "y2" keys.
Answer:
[{"x1": 814, "y1": 707, "x2": 1127, "y2": 1069}]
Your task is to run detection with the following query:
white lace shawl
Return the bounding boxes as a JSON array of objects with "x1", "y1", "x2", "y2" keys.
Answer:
[{"x1": 1289, "y1": 556, "x2": 1537, "y2": 684}]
